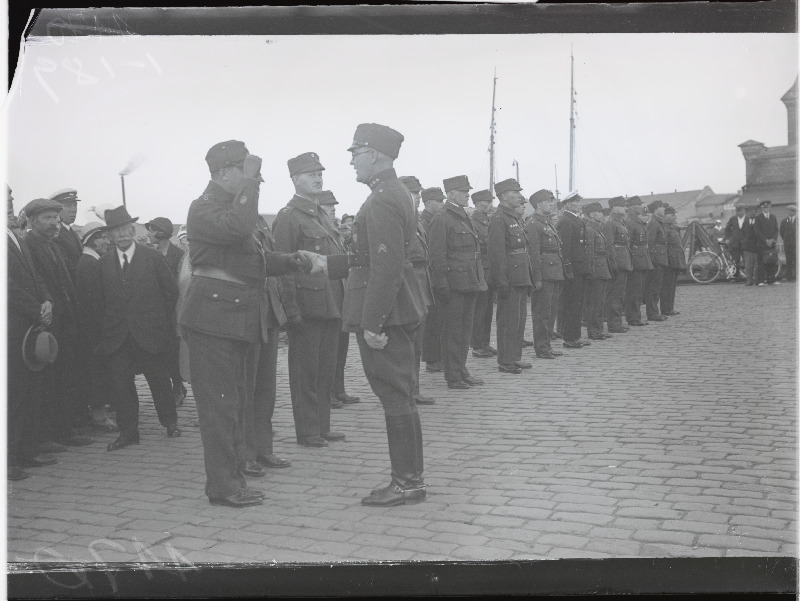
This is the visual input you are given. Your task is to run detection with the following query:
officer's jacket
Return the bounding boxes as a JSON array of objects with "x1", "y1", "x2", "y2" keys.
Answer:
[
  {"x1": 180, "y1": 179, "x2": 301, "y2": 344},
  {"x1": 665, "y1": 223, "x2": 687, "y2": 270},
  {"x1": 646, "y1": 215, "x2": 669, "y2": 267},
  {"x1": 585, "y1": 220, "x2": 613, "y2": 280},
  {"x1": 525, "y1": 213, "x2": 564, "y2": 283},
  {"x1": 429, "y1": 201, "x2": 488, "y2": 292},
  {"x1": 407, "y1": 218, "x2": 434, "y2": 307},
  {"x1": 625, "y1": 213, "x2": 654, "y2": 271},
  {"x1": 326, "y1": 168, "x2": 426, "y2": 333},
  {"x1": 602, "y1": 213, "x2": 632, "y2": 272},
  {"x1": 488, "y1": 204, "x2": 532, "y2": 288},
  {"x1": 470, "y1": 209, "x2": 492, "y2": 278},
  {"x1": 272, "y1": 195, "x2": 345, "y2": 320},
  {"x1": 556, "y1": 210, "x2": 590, "y2": 276},
  {"x1": 419, "y1": 206, "x2": 438, "y2": 239}
]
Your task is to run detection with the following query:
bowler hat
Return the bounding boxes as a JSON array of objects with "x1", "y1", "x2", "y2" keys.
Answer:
[
  {"x1": 399, "y1": 176, "x2": 423, "y2": 193},
  {"x1": 22, "y1": 325, "x2": 59, "y2": 372},
  {"x1": 49, "y1": 188, "x2": 80, "y2": 203},
  {"x1": 421, "y1": 187, "x2": 446, "y2": 202},
  {"x1": 494, "y1": 179, "x2": 522, "y2": 197},
  {"x1": 23, "y1": 198, "x2": 62, "y2": 218},
  {"x1": 529, "y1": 189, "x2": 555, "y2": 207},
  {"x1": 582, "y1": 202, "x2": 604, "y2": 215},
  {"x1": 145, "y1": 217, "x2": 174, "y2": 237},
  {"x1": 348, "y1": 123, "x2": 404, "y2": 159},
  {"x1": 104, "y1": 206, "x2": 139, "y2": 229},
  {"x1": 647, "y1": 200, "x2": 665, "y2": 212},
  {"x1": 443, "y1": 175, "x2": 472, "y2": 193},
  {"x1": 80, "y1": 222, "x2": 107, "y2": 246},
  {"x1": 205, "y1": 140, "x2": 249, "y2": 173},
  {"x1": 316, "y1": 190, "x2": 338, "y2": 205},
  {"x1": 288, "y1": 152, "x2": 325, "y2": 177}
]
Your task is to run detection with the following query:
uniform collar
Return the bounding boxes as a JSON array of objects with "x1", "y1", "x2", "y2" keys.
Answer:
[
  {"x1": 471, "y1": 209, "x2": 490, "y2": 223},
  {"x1": 444, "y1": 201, "x2": 468, "y2": 216},
  {"x1": 288, "y1": 194, "x2": 319, "y2": 216},
  {"x1": 499, "y1": 204, "x2": 518, "y2": 217},
  {"x1": 534, "y1": 213, "x2": 552, "y2": 225},
  {"x1": 205, "y1": 180, "x2": 235, "y2": 203},
  {"x1": 367, "y1": 168, "x2": 398, "y2": 191}
]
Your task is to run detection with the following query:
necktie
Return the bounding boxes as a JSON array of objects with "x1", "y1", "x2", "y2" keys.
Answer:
[{"x1": 122, "y1": 253, "x2": 129, "y2": 273}]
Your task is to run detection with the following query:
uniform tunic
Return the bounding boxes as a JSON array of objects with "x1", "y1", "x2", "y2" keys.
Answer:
[
  {"x1": 624, "y1": 212, "x2": 653, "y2": 323},
  {"x1": 603, "y1": 213, "x2": 632, "y2": 330},
  {"x1": 584, "y1": 220, "x2": 613, "y2": 337},
  {"x1": 644, "y1": 215, "x2": 669, "y2": 319},
  {"x1": 556, "y1": 210, "x2": 590, "y2": 342},
  {"x1": 470, "y1": 208, "x2": 494, "y2": 351},
  {"x1": 660, "y1": 222, "x2": 686, "y2": 314},
  {"x1": 526, "y1": 213, "x2": 564, "y2": 355},
  {"x1": 408, "y1": 215, "x2": 434, "y2": 398}
]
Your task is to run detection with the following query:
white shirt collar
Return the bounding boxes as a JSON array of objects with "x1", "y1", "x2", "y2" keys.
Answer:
[{"x1": 116, "y1": 242, "x2": 136, "y2": 267}]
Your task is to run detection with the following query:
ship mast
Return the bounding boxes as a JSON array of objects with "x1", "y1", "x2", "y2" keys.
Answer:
[
  {"x1": 489, "y1": 68, "x2": 497, "y2": 195},
  {"x1": 568, "y1": 50, "x2": 576, "y2": 192}
]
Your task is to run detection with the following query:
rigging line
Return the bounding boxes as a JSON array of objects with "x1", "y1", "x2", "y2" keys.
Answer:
[{"x1": 475, "y1": 148, "x2": 489, "y2": 189}]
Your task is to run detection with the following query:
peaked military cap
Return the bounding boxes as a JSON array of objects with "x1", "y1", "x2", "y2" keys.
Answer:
[
  {"x1": 758, "y1": 199, "x2": 772, "y2": 208},
  {"x1": 288, "y1": 152, "x2": 325, "y2": 177},
  {"x1": 24, "y1": 198, "x2": 62, "y2": 217},
  {"x1": 80, "y1": 222, "x2": 107, "y2": 245},
  {"x1": 348, "y1": 123, "x2": 404, "y2": 159},
  {"x1": 316, "y1": 190, "x2": 338, "y2": 205},
  {"x1": 206, "y1": 140, "x2": 249, "y2": 172},
  {"x1": 443, "y1": 175, "x2": 472, "y2": 193},
  {"x1": 607, "y1": 196, "x2": 627, "y2": 208},
  {"x1": 563, "y1": 190, "x2": 582, "y2": 204},
  {"x1": 399, "y1": 176, "x2": 423, "y2": 193},
  {"x1": 421, "y1": 187, "x2": 446, "y2": 202},
  {"x1": 49, "y1": 188, "x2": 80, "y2": 203},
  {"x1": 529, "y1": 189, "x2": 556, "y2": 207},
  {"x1": 788, "y1": 204, "x2": 797, "y2": 211},
  {"x1": 664, "y1": 206, "x2": 676, "y2": 215},
  {"x1": 647, "y1": 199, "x2": 664, "y2": 212},
  {"x1": 105, "y1": 205, "x2": 139, "y2": 229},
  {"x1": 494, "y1": 178, "x2": 522, "y2": 197},
  {"x1": 145, "y1": 217, "x2": 174, "y2": 237},
  {"x1": 582, "y1": 202, "x2": 604, "y2": 215},
  {"x1": 471, "y1": 189, "x2": 494, "y2": 204},
  {"x1": 626, "y1": 195, "x2": 643, "y2": 207}
]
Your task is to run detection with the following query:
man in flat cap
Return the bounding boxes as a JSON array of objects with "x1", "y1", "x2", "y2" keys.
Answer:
[
  {"x1": 603, "y1": 196, "x2": 632, "y2": 333},
  {"x1": 488, "y1": 178, "x2": 531, "y2": 373},
  {"x1": 49, "y1": 188, "x2": 83, "y2": 276},
  {"x1": 429, "y1": 175, "x2": 488, "y2": 388},
  {"x1": 23, "y1": 198, "x2": 93, "y2": 451},
  {"x1": 322, "y1": 123, "x2": 428, "y2": 506},
  {"x1": 742, "y1": 205, "x2": 760, "y2": 286},
  {"x1": 526, "y1": 190, "x2": 565, "y2": 359},
  {"x1": 419, "y1": 186, "x2": 446, "y2": 374},
  {"x1": 779, "y1": 204, "x2": 796, "y2": 281},
  {"x1": 469, "y1": 189, "x2": 497, "y2": 360},
  {"x1": 583, "y1": 202, "x2": 614, "y2": 340},
  {"x1": 724, "y1": 203, "x2": 747, "y2": 282},
  {"x1": 556, "y1": 191, "x2": 592, "y2": 348},
  {"x1": 644, "y1": 199, "x2": 669, "y2": 320},
  {"x1": 624, "y1": 196, "x2": 653, "y2": 325},
  {"x1": 180, "y1": 140, "x2": 313, "y2": 507},
  {"x1": 660, "y1": 206, "x2": 686, "y2": 316},
  {"x1": 399, "y1": 175, "x2": 435, "y2": 406},
  {"x1": 273, "y1": 152, "x2": 347, "y2": 450},
  {"x1": 755, "y1": 199, "x2": 781, "y2": 285}
]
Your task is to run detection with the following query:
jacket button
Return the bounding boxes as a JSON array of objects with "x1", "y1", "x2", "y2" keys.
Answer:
[{"x1": 212, "y1": 293, "x2": 219, "y2": 298}]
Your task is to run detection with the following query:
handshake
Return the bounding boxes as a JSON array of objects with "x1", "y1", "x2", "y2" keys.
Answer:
[{"x1": 291, "y1": 250, "x2": 328, "y2": 274}]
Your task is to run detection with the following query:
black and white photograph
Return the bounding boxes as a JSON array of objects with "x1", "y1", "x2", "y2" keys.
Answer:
[{"x1": 3, "y1": 5, "x2": 797, "y2": 598}]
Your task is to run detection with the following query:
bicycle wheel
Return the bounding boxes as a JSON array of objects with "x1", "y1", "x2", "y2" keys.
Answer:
[{"x1": 688, "y1": 251, "x2": 723, "y2": 283}]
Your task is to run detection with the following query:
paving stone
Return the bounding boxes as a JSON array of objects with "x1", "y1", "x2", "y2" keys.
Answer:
[
  {"x1": 632, "y1": 530, "x2": 695, "y2": 546},
  {"x1": 615, "y1": 507, "x2": 682, "y2": 520},
  {"x1": 696, "y1": 535, "x2": 781, "y2": 553}
]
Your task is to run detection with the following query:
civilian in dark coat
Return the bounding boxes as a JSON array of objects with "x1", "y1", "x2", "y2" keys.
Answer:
[
  {"x1": 754, "y1": 200, "x2": 780, "y2": 285},
  {"x1": 49, "y1": 189, "x2": 84, "y2": 276},
  {"x1": 556, "y1": 191, "x2": 591, "y2": 347},
  {"x1": 724, "y1": 204, "x2": 747, "y2": 279},
  {"x1": 742, "y1": 206, "x2": 760, "y2": 286},
  {"x1": 779, "y1": 204, "x2": 796, "y2": 281}
]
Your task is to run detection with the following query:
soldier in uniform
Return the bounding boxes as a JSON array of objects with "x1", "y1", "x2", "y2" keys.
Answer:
[
  {"x1": 644, "y1": 199, "x2": 669, "y2": 321},
  {"x1": 323, "y1": 123, "x2": 428, "y2": 506},
  {"x1": 469, "y1": 189, "x2": 497, "y2": 359},
  {"x1": 526, "y1": 189, "x2": 565, "y2": 360},
  {"x1": 488, "y1": 178, "x2": 531, "y2": 373},
  {"x1": 399, "y1": 175, "x2": 435, "y2": 406},
  {"x1": 180, "y1": 140, "x2": 312, "y2": 507},
  {"x1": 624, "y1": 196, "x2": 653, "y2": 326},
  {"x1": 49, "y1": 189, "x2": 83, "y2": 276},
  {"x1": 660, "y1": 206, "x2": 686, "y2": 316},
  {"x1": 583, "y1": 202, "x2": 614, "y2": 340},
  {"x1": 429, "y1": 175, "x2": 488, "y2": 388},
  {"x1": 602, "y1": 197, "x2": 632, "y2": 333},
  {"x1": 272, "y1": 153, "x2": 347, "y2": 448},
  {"x1": 556, "y1": 191, "x2": 591, "y2": 348},
  {"x1": 419, "y1": 186, "x2": 445, "y2": 374}
]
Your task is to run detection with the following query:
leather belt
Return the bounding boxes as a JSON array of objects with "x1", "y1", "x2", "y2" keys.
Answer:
[{"x1": 193, "y1": 265, "x2": 260, "y2": 288}]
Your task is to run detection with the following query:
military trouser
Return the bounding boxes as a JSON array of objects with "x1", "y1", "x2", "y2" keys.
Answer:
[
  {"x1": 496, "y1": 286, "x2": 527, "y2": 365},
  {"x1": 644, "y1": 263, "x2": 666, "y2": 319},
  {"x1": 605, "y1": 270, "x2": 628, "y2": 330},
  {"x1": 743, "y1": 251, "x2": 759, "y2": 284},
  {"x1": 585, "y1": 278, "x2": 608, "y2": 337},
  {"x1": 549, "y1": 281, "x2": 562, "y2": 337},
  {"x1": 422, "y1": 302, "x2": 443, "y2": 364},
  {"x1": 471, "y1": 285, "x2": 494, "y2": 350},
  {"x1": 625, "y1": 270, "x2": 648, "y2": 323},
  {"x1": 659, "y1": 268, "x2": 679, "y2": 314},
  {"x1": 442, "y1": 291, "x2": 477, "y2": 383},
  {"x1": 412, "y1": 311, "x2": 430, "y2": 398},
  {"x1": 242, "y1": 327, "x2": 279, "y2": 461},
  {"x1": 531, "y1": 280, "x2": 558, "y2": 355},
  {"x1": 333, "y1": 330, "x2": 351, "y2": 398},
  {"x1": 561, "y1": 274, "x2": 587, "y2": 342}
]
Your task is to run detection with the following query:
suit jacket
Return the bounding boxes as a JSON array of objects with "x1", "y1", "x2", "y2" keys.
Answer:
[
  {"x1": 52, "y1": 223, "x2": 83, "y2": 276},
  {"x1": 603, "y1": 214, "x2": 632, "y2": 272},
  {"x1": 487, "y1": 204, "x2": 532, "y2": 288},
  {"x1": 24, "y1": 230, "x2": 78, "y2": 335},
  {"x1": 8, "y1": 231, "x2": 51, "y2": 343},
  {"x1": 742, "y1": 218, "x2": 759, "y2": 252},
  {"x1": 585, "y1": 220, "x2": 613, "y2": 279},
  {"x1": 646, "y1": 215, "x2": 669, "y2": 267},
  {"x1": 625, "y1": 213, "x2": 654, "y2": 271},
  {"x1": 724, "y1": 215, "x2": 746, "y2": 250},
  {"x1": 74, "y1": 250, "x2": 104, "y2": 347},
  {"x1": 556, "y1": 210, "x2": 590, "y2": 276},
  {"x1": 429, "y1": 201, "x2": 487, "y2": 292},
  {"x1": 754, "y1": 213, "x2": 779, "y2": 250},
  {"x1": 780, "y1": 215, "x2": 797, "y2": 247},
  {"x1": 525, "y1": 213, "x2": 565, "y2": 283}
]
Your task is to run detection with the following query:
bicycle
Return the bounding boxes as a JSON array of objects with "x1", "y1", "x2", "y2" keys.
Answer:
[{"x1": 688, "y1": 245, "x2": 781, "y2": 284}]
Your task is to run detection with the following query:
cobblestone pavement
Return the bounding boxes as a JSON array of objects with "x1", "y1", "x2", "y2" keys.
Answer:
[{"x1": 7, "y1": 283, "x2": 797, "y2": 565}]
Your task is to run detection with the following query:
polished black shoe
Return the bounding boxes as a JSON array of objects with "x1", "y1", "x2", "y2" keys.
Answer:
[
  {"x1": 8, "y1": 466, "x2": 30, "y2": 481},
  {"x1": 536, "y1": 352, "x2": 556, "y2": 359},
  {"x1": 297, "y1": 436, "x2": 328, "y2": 447},
  {"x1": 578, "y1": 340, "x2": 592, "y2": 346},
  {"x1": 335, "y1": 393, "x2": 360, "y2": 404},
  {"x1": 608, "y1": 327, "x2": 629, "y2": 333},
  {"x1": 522, "y1": 339, "x2": 534, "y2": 347},
  {"x1": 463, "y1": 376, "x2": 485, "y2": 386},
  {"x1": 498, "y1": 364, "x2": 523, "y2": 374},
  {"x1": 256, "y1": 454, "x2": 291, "y2": 469},
  {"x1": 22, "y1": 454, "x2": 57, "y2": 468},
  {"x1": 562, "y1": 340, "x2": 583, "y2": 349},
  {"x1": 209, "y1": 491, "x2": 263, "y2": 507},
  {"x1": 662, "y1": 311, "x2": 680, "y2": 316},
  {"x1": 628, "y1": 320, "x2": 649, "y2": 326},
  {"x1": 471, "y1": 347, "x2": 495, "y2": 358},
  {"x1": 166, "y1": 423, "x2": 182, "y2": 438},
  {"x1": 414, "y1": 395, "x2": 436, "y2": 405},
  {"x1": 551, "y1": 332, "x2": 562, "y2": 340},
  {"x1": 322, "y1": 431, "x2": 346, "y2": 442},
  {"x1": 241, "y1": 486, "x2": 265, "y2": 499},
  {"x1": 548, "y1": 349, "x2": 564, "y2": 356},
  {"x1": 362, "y1": 483, "x2": 426, "y2": 507},
  {"x1": 239, "y1": 460, "x2": 267, "y2": 478},
  {"x1": 106, "y1": 431, "x2": 140, "y2": 452},
  {"x1": 329, "y1": 398, "x2": 343, "y2": 410},
  {"x1": 514, "y1": 361, "x2": 532, "y2": 369},
  {"x1": 447, "y1": 380, "x2": 470, "y2": 389},
  {"x1": 649, "y1": 315, "x2": 668, "y2": 321}
]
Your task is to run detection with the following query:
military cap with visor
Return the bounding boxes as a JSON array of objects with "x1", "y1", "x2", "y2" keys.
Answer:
[
  {"x1": 471, "y1": 189, "x2": 494, "y2": 205},
  {"x1": 443, "y1": 175, "x2": 472, "y2": 193},
  {"x1": 316, "y1": 190, "x2": 338, "y2": 205},
  {"x1": 348, "y1": 123, "x2": 404, "y2": 159},
  {"x1": 399, "y1": 176, "x2": 423, "y2": 193},
  {"x1": 529, "y1": 189, "x2": 556, "y2": 207},
  {"x1": 647, "y1": 200, "x2": 665, "y2": 212},
  {"x1": 607, "y1": 196, "x2": 627, "y2": 208},
  {"x1": 49, "y1": 188, "x2": 80, "y2": 203},
  {"x1": 494, "y1": 179, "x2": 523, "y2": 197},
  {"x1": 205, "y1": 140, "x2": 249, "y2": 172},
  {"x1": 626, "y1": 195, "x2": 643, "y2": 207},
  {"x1": 288, "y1": 152, "x2": 325, "y2": 177},
  {"x1": 758, "y1": 199, "x2": 772, "y2": 208},
  {"x1": 582, "y1": 202, "x2": 604, "y2": 215},
  {"x1": 421, "y1": 187, "x2": 446, "y2": 202}
]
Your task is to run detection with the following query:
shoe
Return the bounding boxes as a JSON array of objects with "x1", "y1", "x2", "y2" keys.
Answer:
[
  {"x1": 548, "y1": 349, "x2": 564, "y2": 356},
  {"x1": 649, "y1": 315, "x2": 667, "y2": 321},
  {"x1": 8, "y1": 466, "x2": 30, "y2": 481},
  {"x1": 471, "y1": 348, "x2": 494, "y2": 358},
  {"x1": 757, "y1": 282, "x2": 766, "y2": 286},
  {"x1": 662, "y1": 311, "x2": 680, "y2": 316},
  {"x1": 487, "y1": 346, "x2": 498, "y2": 355},
  {"x1": 514, "y1": 361, "x2": 532, "y2": 369},
  {"x1": 362, "y1": 483, "x2": 426, "y2": 507},
  {"x1": 322, "y1": 431, "x2": 346, "y2": 442},
  {"x1": 90, "y1": 418, "x2": 119, "y2": 433},
  {"x1": 578, "y1": 340, "x2": 592, "y2": 346},
  {"x1": 463, "y1": 376, "x2": 484, "y2": 385},
  {"x1": 536, "y1": 352, "x2": 556, "y2": 359},
  {"x1": 209, "y1": 491, "x2": 263, "y2": 508},
  {"x1": 447, "y1": 380, "x2": 470, "y2": 389},
  {"x1": 297, "y1": 436, "x2": 328, "y2": 447},
  {"x1": 57, "y1": 435, "x2": 94, "y2": 447},
  {"x1": 329, "y1": 398, "x2": 343, "y2": 410},
  {"x1": 425, "y1": 362, "x2": 443, "y2": 373},
  {"x1": 498, "y1": 364, "x2": 523, "y2": 374},
  {"x1": 256, "y1": 454, "x2": 291, "y2": 469},
  {"x1": 335, "y1": 393, "x2": 360, "y2": 404},
  {"x1": 562, "y1": 340, "x2": 583, "y2": 349},
  {"x1": 607, "y1": 327, "x2": 629, "y2": 333},
  {"x1": 414, "y1": 395, "x2": 436, "y2": 405},
  {"x1": 39, "y1": 441, "x2": 68, "y2": 454},
  {"x1": 106, "y1": 431, "x2": 140, "y2": 452},
  {"x1": 166, "y1": 423, "x2": 182, "y2": 438},
  {"x1": 21, "y1": 454, "x2": 57, "y2": 468},
  {"x1": 241, "y1": 486, "x2": 265, "y2": 499},
  {"x1": 239, "y1": 460, "x2": 267, "y2": 478},
  {"x1": 774, "y1": 281, "x2": 782, "y2": 285},
  {"x1": 551, "y1": 332, "x2": 562, "y2": 340},
  {"x1": 628, "y1": 320, "x2": 649, "y2": 326},
  {"x1": 522, "y1": 339, "x2": 534, "y2": 347}
]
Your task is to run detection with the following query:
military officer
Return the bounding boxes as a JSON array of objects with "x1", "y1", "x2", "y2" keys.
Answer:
[
  {"x1": 556, "y1": 191, "x2": 591, "y2": 348},
  {"x1": 470, "y1": 189, "x2": 497, "y2": 359},
  {"x1": 488, "y1": 178, "x2": 532, "y2": 373},
  {"x1": 419, "y1": 186, "x2": 446, "y2": 374},
  {"x1": 322, "y1": 123, "x2": 428, "y2": 506},
  {"x1": 419, "y1": 187, "x2": 444, "y2": 237},
  {"x1": 180, "y1": 140, "x2": 312, "y2": 508},
  {"x1": 400, "y1": 175, "x2": 436, "y2": 406},
  {"x1": 602, "y1": 196, "x2": 632, "y2": 333},
  {"x1": 660, "y1": 206, "x2": 685, "y2": 316},
  {"x1": 49, "y1": 188, "x2": 83, "y2": 276},
  {"x1": 644, "y1": 199, "x2": 669, "y2": 321},
  {"x1": 272, "y1": 153, "x2": 347, "y2": 448},
  {"x1": 583, "y1": 202, "x2": 614, "y2": 340},
  {"x1": 624, "y1": 196, "x2": 653, "y2": 326},
  {"x1": 526, "y1": 189, "x2": 565, "y2": 360}
]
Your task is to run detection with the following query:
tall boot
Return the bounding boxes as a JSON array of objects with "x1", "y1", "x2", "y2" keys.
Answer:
[{"x1": 362, "y1": 413, "x2": 426, "y2": 507}]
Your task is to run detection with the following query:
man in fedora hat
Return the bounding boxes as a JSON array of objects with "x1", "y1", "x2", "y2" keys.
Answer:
[
  {"x1": 755, "y1": 199, "x2": 781, "y2": 286},
  {"x1": 96, "y1": 205, "x2": 181, "y2": 451},
  {"x1": 23, "y1": 198, "x2": 94, "y2": 451},
  {"x1": 49, "y1": 188, "x2": 83, "y2": 276}
]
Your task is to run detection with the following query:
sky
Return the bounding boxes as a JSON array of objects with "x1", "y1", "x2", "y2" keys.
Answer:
[{"x1": 2, "y1": 32, "x2": 797, "y2": 225}]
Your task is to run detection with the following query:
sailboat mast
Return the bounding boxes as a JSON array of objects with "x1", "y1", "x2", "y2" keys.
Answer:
[
  {"x1": 489, "y1": 69, "x2": 497, "y2": 195},
  {"x1": 568, "y1": 51, "x2": 576, "y2": 192}
]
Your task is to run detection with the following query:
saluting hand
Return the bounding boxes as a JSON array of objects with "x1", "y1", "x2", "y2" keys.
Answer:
[
  {"x1": 364, "y1": 329, "x2": 388, "y2": 350},
  {"x1": 243, "y1": 154, "x2": 263, "y2": 180}
]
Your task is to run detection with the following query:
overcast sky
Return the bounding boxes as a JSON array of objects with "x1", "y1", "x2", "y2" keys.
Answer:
[{"x1": 2, "y1": 33, "x2": 796, "y2": 224}]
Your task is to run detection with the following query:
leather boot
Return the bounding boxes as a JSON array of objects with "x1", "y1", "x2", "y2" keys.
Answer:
[{"x1": 363, "y1": 413, "x2": 426, "y2": 506}]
